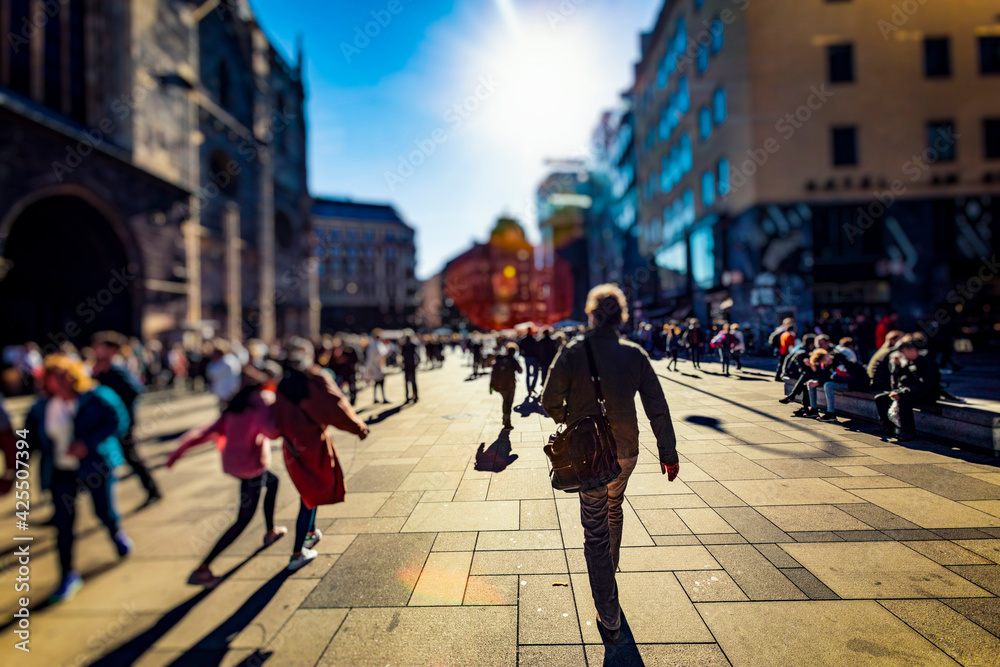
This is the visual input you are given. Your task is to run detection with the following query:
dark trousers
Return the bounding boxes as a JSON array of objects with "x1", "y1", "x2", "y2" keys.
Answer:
[
  {"x1": 524, "y1": 358, "x2": 539, "y2": 394},
  {"x1": 404, "y1": 368, "x2": 418, "y2": 401},
  {"x1": 121, "y1": 428, "x2": 159, "y2": 497},
  {"x1": 733, "y1": 350, "x2": 742, "y2": 370},
  {"x1": 786, "y1": 375, "x2": 814, "y2": 408},
  {"x1": 690, "y1": 346, "x2": 702, "y2": 368},
  {"x1": 719, "y1": 350, "x2": 731, "y2": 374},
  {"x1": 667, "y1": 350, "x2": 679, "y2": 371},
  {"x1": 775, "y1": 353, "x2": 788, "y2": 380},
  {"x1": 500, "y1": 388, "x2": 515, "y2": 427},
  {"x1": 875, "y1": 391, "x2": 933, "y2": 436},
  {"x1": 372, "y1": 380, "x2": 386, "y2": 403},
  {"x1": 538, "y1": 359, "x2": 551, "y2": 390},
  {"x1": 292, "y1": 500, "x2": 317, "y2": 554},
  {"x1": 50, "y1": 468, "x2": 121, "y2": 579},
  {"x1": 202, "y1": 472, "x2": 278, "y2": 566},
  {"x1": 579, "y1": 456, "x2": 637, "y2": 632}
]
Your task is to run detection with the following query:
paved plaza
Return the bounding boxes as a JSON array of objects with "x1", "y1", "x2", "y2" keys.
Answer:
[{"x1": 2, "y1": 352, "x2": 1000, "y2": 666}]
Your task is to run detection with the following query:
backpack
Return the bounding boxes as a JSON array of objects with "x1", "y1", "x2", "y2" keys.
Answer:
[{"x1": 491, "y1": 355, "x2": 516, "y2": 392}]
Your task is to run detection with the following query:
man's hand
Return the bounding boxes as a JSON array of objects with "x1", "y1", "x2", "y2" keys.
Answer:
[
  {"x1": 660, "y1": 462, "x2": 680, "y2": 481},
  {"x1": 357, "y1": 424, "x2": 369, "y2": 441}
]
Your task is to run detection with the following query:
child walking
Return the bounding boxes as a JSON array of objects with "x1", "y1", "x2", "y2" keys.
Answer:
[{"x1": 167, "y1": 364, "x2": 288, "y2": 588}]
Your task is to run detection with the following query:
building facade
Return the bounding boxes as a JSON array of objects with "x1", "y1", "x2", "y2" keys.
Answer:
[
  {"x1": 0, "y1": 0, "x2": 313, "y2": 347},
  {"x1": 633, "y1": 0, "x2": 1000, "y2": 338},
  {"x1": 312, "y1": 198, "x2": 418, "y2": 332}
]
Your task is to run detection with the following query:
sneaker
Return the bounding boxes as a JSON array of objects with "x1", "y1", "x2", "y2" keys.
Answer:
[
  {"x1": 263, "y1": 526, "x2": 288, "y2": 547},
  {"x1": 287, "y1": 548, "x2": 318, "y2": 571},
  {"x1": 778, "y1": 397, "x2": 793, "y2": 405},
  {"x1": 187, "y1": 568, "x2": 224, "y2": 589},
  {"x1": 303, "y1": 529, "x2": 323, "y2": 550},
  {"x1": 50, "y1": 572, "x2": 83, "y2": 603},
  {"x1": 596, "y1": 615, "x2": 621, "y2": 645},
  {"x1": 817, "y1": 413, "x2": 839, "y2": 423},
  {"x1": 113, "y1": 531, "x2": 133, "y2": 558}
]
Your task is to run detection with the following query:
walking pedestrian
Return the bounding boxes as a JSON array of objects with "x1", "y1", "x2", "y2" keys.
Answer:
[
  {"x1": 536, "y1": 328, "x2": 558, "y2": 391},
  {"x1": 272, "y1": 338, "x2": 369, "y2": 570},
  {"x1": 26, "y1": 355, "x2": 133, "y2": 603},
  {"x1": 542, "y1": 284, "x2": 679, "y2": 645},
  {"x1": 683, "y1": 319, "x2": 704, "y2": 370},
  {"x1": 730, "y1": 323, "x2": 745, "y2": 370},
  {"x1": 490, "y1": 342, "x2": 522, "y2": 430},
  {"x1": 90, "y1": 332, "x2": 162, "y2": 506},
  {"x1": 520, "y1": 329, "x2": 539, "y2": 395},
  {"x1": 402, "y1": 335, "x2": 420, "y2": 403},
  {"x1": 666, "y1": 326, "x2": 681, "y2": 372},
  {"x1": 167, "y1": 363, "x2": 288, "y2": 588},
  {"x1": 363, "y1": 334, "x2": 388, "y2": 403}
]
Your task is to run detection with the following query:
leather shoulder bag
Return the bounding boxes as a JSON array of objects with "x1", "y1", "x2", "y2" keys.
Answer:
[{"x1": 544, "y1": 339, "x2": 622, "y2": 493}]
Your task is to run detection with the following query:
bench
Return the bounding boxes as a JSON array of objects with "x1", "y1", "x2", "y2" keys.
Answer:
[{"x1": 781, "y1": 380, "x2": 1000, "y2": 455}]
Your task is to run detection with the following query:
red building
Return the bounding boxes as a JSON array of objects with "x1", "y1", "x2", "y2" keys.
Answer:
[{"x1": 444, "y1": 218, "x2": 572, "y2": 331}]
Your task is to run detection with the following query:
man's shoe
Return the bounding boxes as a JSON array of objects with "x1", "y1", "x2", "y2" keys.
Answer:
[
  {"x1": 50, "y1": 572, "x2": 83, "y2": 603},
  {"x1": 897, "y1": 432, "x2": 917, "y2": 443},
  {"x1": 596, "y1": 616, "x2": 621, "y2": 645},
  {"x1": 817, "y1": 412, "x2": 839, "y2": 423},
  {"x1": 791, "y1": 407, "x2": 809, "y2": 417},
  {"x1": 187, "y1": 567, "x2": 223, "y2": 589},
  {"x1": 778, "y1": 397, "x2": 793, "y2": 404},
  {"x1": 873, "y1": 425, "x2": 895, "y2": 436}
]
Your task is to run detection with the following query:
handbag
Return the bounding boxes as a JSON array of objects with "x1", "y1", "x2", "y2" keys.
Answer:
[{"x1": 544, "y1": 339, "x2": 622, "y2": 493}]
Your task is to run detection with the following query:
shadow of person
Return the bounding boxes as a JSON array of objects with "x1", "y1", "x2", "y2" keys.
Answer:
[
  {"x1": 600, "y1": 613, "x2": 643, "y2": 666},
  {"x1": 514, "y1": 395, "x2": 547, "y2": 418},
  {"x1": 365, "y1": 403, "x2": 407, "y2": 425},
  {"x1": 474, "y1": 431, "x2": 518, "y2": 473}
]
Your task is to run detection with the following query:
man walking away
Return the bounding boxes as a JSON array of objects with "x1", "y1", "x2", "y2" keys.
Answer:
[
  {"x1": 91, "y1": 332, "x2": 161, "y2": 506},
  {"x1": 491, "y1": 342, "x2": 522, "y2": 430},
  {"x1": 542, "y1": 284, "x2": 679, "y2": 645},
  {"x1": 536, "y1": 328, "x2": 558, "y2": 392},
  {"x1": 520, "y1": 329, "x2": 539, "y2": 396},
  {"x1": 402, "y1": 335, "x2": 420, "y2": 403}
]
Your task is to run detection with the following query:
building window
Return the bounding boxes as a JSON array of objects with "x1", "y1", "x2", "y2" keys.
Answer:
[
  {"x1": 697, "y1": 43, "x2": 709, "y2": 74},
  {"x1": 713, "y1": 88, "x2": 727, "y2": 125},
  {"x1": 694, "y1": 0, "x2": 705, "y2": 8},
  {"x1": 678, "y1": 75, "x2": 690, "y2": 113},
  {"x1": 275, "y1": 212, "x2": 294, "y2": 249},
  {"x1": 828, "y1": 43, "x2": 854, "y2": 83},
  {"x1": 924, "y1": 37, "x2": 951, "y2": 78},
  {"x1": 217, "y1": 60, "x2": 231, "y2": 109},
  {"x1": 680, "y1": 133, "x2": 693, "y2": 173},
  {"x1": 927, "y1": 121, "x2": 956, "y2": 162},
  {"x1": 699, "y1": 106, "x2": 712, "y2": 140},
  {"x1": 985, "y1": 119, "x2": 1000, "y2": 159},
  {"x1": 980, "y1": 37, "x2": 1000, "y2": 74},
  {"x1": 832, "y1": 126, "x2": 858, "y2": 166},
  {"x1": 710, "y1": 18, "x2": 724, "y2": 55},
  {"x1": 657, "y1": 56, "x2": 667, "y2": 89},
  {"x1": 701, "y1": 172, "x2": 716, "y2": 207},
  {"x1": 718, "y1": 158, "x2": 730, "y2": 196},
  {"x1": 208, "y1": 151, "x2": 239, "y2": 196}
]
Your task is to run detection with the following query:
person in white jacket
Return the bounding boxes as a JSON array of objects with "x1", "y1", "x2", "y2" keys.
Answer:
[
  {"x1": 363, "y1": 334, "x2": 388, "y2": 403},
  {"x1": 730, "y1": 323, "x2": 746, "y2": 371}
]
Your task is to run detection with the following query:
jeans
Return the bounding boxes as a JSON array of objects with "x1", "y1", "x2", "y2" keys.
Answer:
[
  {"x1": 823, "y1": 381, "x2": 849, "y2": 413},
  {"x1": 719, "y1": 349, "x2": 731, "y2": 374},
  {"x1": 875, "y1": 391, "x2": 934, "y2": 436},
  {"x1": 203, "y1": 471, "x2": 278, "y2": 566},
  {"x1": 293, "y1": 499, "x2": 318, "y2": 553},
  {"x1": 579, "y1": 455, "x2": 638, "y2": 632},
  {"x1": 404, "y1": 368, "x2": 418, "y2": 401},
  {"x1": 50, "y1": 467, "x2": 121, "y2": 579}
]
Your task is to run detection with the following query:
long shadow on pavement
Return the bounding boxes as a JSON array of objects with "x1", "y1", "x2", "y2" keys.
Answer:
[
  {"x1": 514, "y1": 396, "x2": 547, "y2": 418},
  {"x1": 599, "y1": 613, "x2": 644, "y2": 666},
  {"x1": 365, "y1": 403, "x2": 409, "y2": 425},
  {"x1": 475, "y1": 431, "x2": 518, "y2": 473}
]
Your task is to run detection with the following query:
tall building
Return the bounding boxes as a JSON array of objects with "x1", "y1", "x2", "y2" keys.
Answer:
[
  {"x1": 444, "y1": 217, "x2": 571, "y2": 331},
  {"x1": 537, "y1": 164, "x2": 594, "y2": 322},
  {"x1": 0, "y1": 0, "x2": 313, "y2": 346},
  {"x1": 312, "y1": 198, "x2": 418, "y2": 332},
  {"x1": 633, "y1": 0, "x2": 999, "y2": 336}
]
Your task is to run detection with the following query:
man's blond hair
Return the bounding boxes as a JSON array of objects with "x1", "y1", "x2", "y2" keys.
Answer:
[{"x1": 585, "y1": 283, "x2": 628, "y2": 327}]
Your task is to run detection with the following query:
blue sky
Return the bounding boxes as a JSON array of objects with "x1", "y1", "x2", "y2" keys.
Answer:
[{"x1": 251, "y1": 0, "x2": 662, "y2": 279}]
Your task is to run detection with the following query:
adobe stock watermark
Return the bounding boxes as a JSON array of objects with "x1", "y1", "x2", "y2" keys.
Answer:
[
  {"x1": 383, "y1": 74, "x2": 502, "y2": 192},
  {"x1": 843, "y1": 126, "x2": 958, "y2": 244},
  {"x1": 340, "y1": 0, "x2": 413, "y2": 63},
  {"x1": 877, "y1": 0, "x2": 931, "y2": 40},
  {"x1": 723, "y1": 84, "x2": 834, "y2": 198}
]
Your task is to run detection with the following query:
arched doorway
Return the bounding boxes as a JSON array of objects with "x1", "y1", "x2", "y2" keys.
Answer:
[{"x1": 0, "y1": 195, "x2": 137, "y2": 348}]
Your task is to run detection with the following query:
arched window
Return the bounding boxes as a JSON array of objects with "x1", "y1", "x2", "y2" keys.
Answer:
[
  {"x1": 713, "y1": 88, "x2": 727, "y2": 125},
  {"x1": 699, "y1": 106, "x2": 712, "y2": 141},
  {"x1": 710, "y1": 18, "x2": 724, "y2": 55},
  {"x1": 718, "y1": 158, "x2": 731, "y2": 196},
  {"x1": 702, "y1": 171, "x2": 716, "y2": 207}
]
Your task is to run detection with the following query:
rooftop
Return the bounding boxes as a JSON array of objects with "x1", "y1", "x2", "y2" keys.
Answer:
[{"x1": 312, "y1": 197, "x2": 413, "y2": 228}]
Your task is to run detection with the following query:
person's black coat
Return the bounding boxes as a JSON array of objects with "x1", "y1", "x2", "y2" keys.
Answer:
[{"x1": 891, "y1": 352, "x2": 940, "y2": 402}]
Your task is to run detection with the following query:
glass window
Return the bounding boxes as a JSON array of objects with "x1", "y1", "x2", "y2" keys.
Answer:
[
  {"x1": 718, "y1": 158, "x2": 730, "y2": 196},
  {"x1": 659, "y1": 106, "x2": 670, "y2": 140},
  {"x1": 832, "y1": 126, "x2": 858, "y2": 166},
  {"x1": 683, "y1": 189, "x2": 695, "y2": 225},
  {"x1": 680, "y1": 133, "x2": 693, "y2": 173},
  {"x1": 702, "y1": 171, "x2": 716, "y2": 206},
  {"x1": 985, "y1": 118, "x2": 1000, "y2": 159},
  {"x1": 691, "y1": 226, "x2": 715, "y2": 289},
  {"x1": 710, "y1": 18, "x2": 724, "y2": 55},
  {"x1": 694, "y1": 0, "x2": 705, "y2": 8},
  {"x1": 675, "y1": 16, "x2": 687, "y2": 54},
  {"x1": 713, "y1": 88, "x2": 727, "y2": 125},
  {"x1": 699, "y1": 106, "x2": 712, "y2": 140},
  {"x1": 697, "y1": 43, "x2": 709, "y2": 74},
  {"x1": 657, "y1": 56, "x2": 668, "y2": 89},
  {"x1": 980, "y1": 37, "x2": 1000, "y2": 74},
  {"x1": 927, "y1": 121, "x2": 956, "y2": 162},
  {"x1": 678, "y1": 75, "x2": 690, "y2": 113},
  {"x1": 828, "y1": 43, "x2": 854, "y2": 83},
  {"x1": 924, "y1": 37, "x2": 951, "y2": 78}
]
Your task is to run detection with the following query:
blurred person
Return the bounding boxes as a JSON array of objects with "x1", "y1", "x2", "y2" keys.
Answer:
[
  {"x1": 867, "y1": 330, "x2": 905, "y2": 392},
  {"x1": 683, "y1": 319, "x2": 705, "y2": 370},
  {"x1": 25, "y1": 355, "x2": 132, "y2": 603},
  {"x1": 520, "y1": 328, "x2": 539, "y2": 396},
  {"x1": 776, "y1": 323, "x2": 797, "y2": 380},
  {"x1": 778, "y1": 334, "x2": 817, "y2": 409},
  {"x1": 819, "y1": 338, "x2": 870, "y2": 423},
  {"x1": 166, "y1": 363, "x2": 288, "y2": 588},
  {"x1": 784, "y1": 348, "x2": 832, "y2": 418},
  {"x1": 491, "y1": 342, "x2": 522, "y2": 430},
  {"x1": 874, "y1": 337, "x2": 940, "y2": 442},
  {"x1": 91, "y1": 332, "x2": 162, "y2": 506},
  {"x1": 402, "y1": 335, "x2": 420, "y2": 403},
  {"x1": 542, "y1": 284, "x2": 679, "y2": 645},
  {"x1": 363, "y1": 334, "x2": 388, "y2": 403},
  {"x1": 711, "y1": 324, "x2": 736, "y2": 376},
  {"x1": 730, "y1": 323, "x2": 746, "y2": 370},
  {"x1": 875, "y1": 312, "x2": 899, "y2": 350},
  {"x1": 272, "y1": 338, "x2": 369, "y2": 570},
  {"x1": 329, "y1": 336, "x2": 360, "y2": 405},
  {"x1": 166, "y1": 342, "x2": 189, "y2": 388},
  {"x1": 206, "y1": 340, "x2": 243, "y2": 407},
  {"x1": 666, "y1": 326, "x2": 681, "y2": 372},
  {"x1": 0, "y1": 401, "x2": 16, "y2": 495},
  {"x1": 537, "y1": 328, "x2": 558, "y2": 391}
]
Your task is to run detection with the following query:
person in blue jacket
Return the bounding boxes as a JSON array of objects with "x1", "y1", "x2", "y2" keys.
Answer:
[{"x1": 26, "y1": 354, "x2": 133, "y2": 603}]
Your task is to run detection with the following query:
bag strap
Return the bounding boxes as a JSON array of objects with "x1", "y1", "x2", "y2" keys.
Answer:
[{"x1": 582, "y1": 339, "x2": 607, "y2": 417}]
